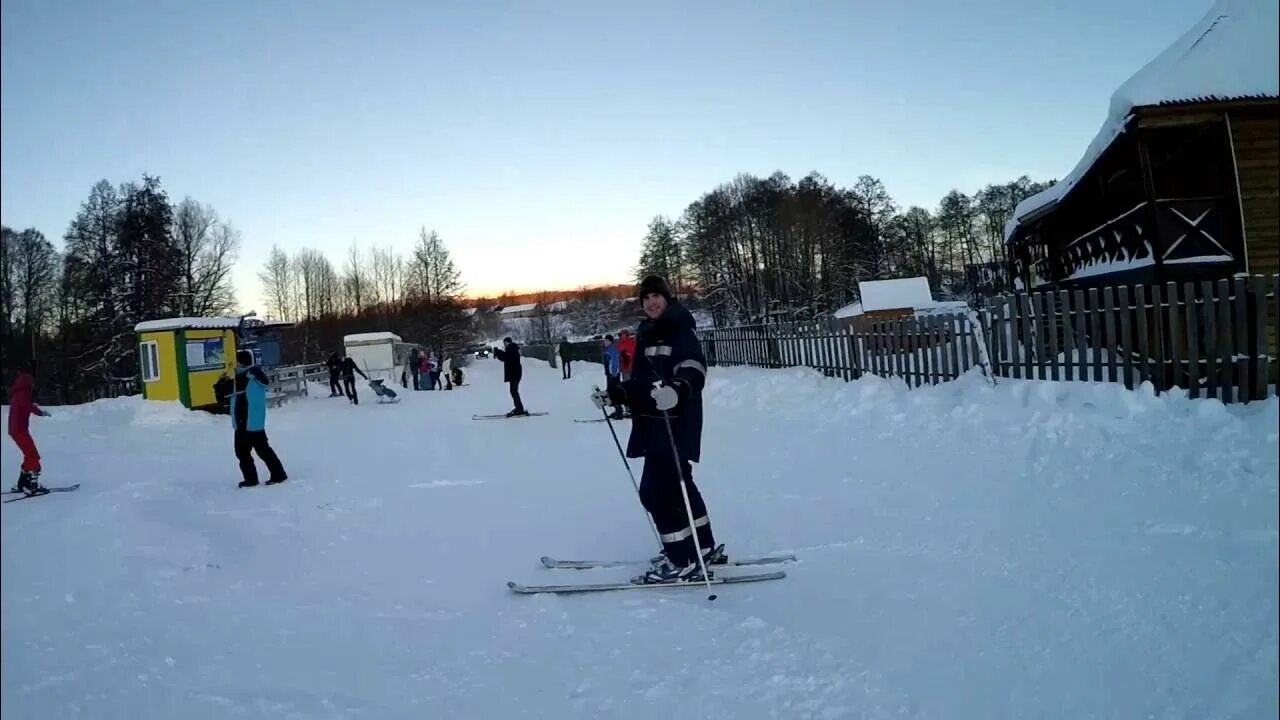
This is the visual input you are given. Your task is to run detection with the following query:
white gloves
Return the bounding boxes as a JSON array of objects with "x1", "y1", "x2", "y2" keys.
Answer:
[
  {"x1": 650, "y1": 382, "x2": 678, "y2": 411},
  {"x1": 590, "y1": 387, "x2": 610, "y2": 409}
]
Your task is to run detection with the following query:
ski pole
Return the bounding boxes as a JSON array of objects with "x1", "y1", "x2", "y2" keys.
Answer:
[
  {"x1": 596, "y1": 387, "x2": 664, "y2": 552},
  {"x1": 659, "y1": 406, "x2": 716, "y2": 602}
]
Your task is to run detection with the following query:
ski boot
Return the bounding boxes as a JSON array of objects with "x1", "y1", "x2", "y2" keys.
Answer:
[
  {"x1": 640, "y1": 557, "x2": 705, "y2": 584},
  {"x1": 649, "y1": 543, "x2": 727, "y2": 570},
  {"x1": 238, "y1": 479, "x2": 260, "y2": 488},
  {"x1": 265, "y1": 475, "x2": 288, "y2": 486},
  {"x1": 18, "y1": 471, "x2": 47, "y2": 496},
  {"x1": 506, "y1": 408, "x2": 529, "y2": 417}
]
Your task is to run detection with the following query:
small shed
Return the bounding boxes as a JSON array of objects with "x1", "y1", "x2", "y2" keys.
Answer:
[
  {"x1": 344, "y1": 332, "x2": 414, "y2": 383},
  {"x1": 133, "y1": 316, "x2": 292, "y2": 410},
  {"x1": 834, "y1": 277, "x2": 969, "y2": 321}
]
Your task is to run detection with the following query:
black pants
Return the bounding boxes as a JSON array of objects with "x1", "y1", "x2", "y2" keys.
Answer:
[
  {"x1": 343, "y1": 375, "x2": 358, "y2": 404},
  {"x1": 329, "y1": 374, "x2": 342, "y2": 395},
  {"x1": 562, "y1": 359, "x2": 571, "y2": 379},
  {"x1": 639, "y1": 447, "x2": 714, "y2": 566},
  {"x1": 509, "y1": 379, "x2": 525, "y2": 413},
  {"x1": 235, "y1": 430, "x2": 286, "y2": 484}
]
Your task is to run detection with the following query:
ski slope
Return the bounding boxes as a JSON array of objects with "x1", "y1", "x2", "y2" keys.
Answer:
[{"x1": 2, "y1": 357, "x2": 1277, "y2": 719}]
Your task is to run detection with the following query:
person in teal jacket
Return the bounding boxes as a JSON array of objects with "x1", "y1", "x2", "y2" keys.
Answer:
[{"x1": 229, "y1": 350, "x2": 287, "y2": 488}]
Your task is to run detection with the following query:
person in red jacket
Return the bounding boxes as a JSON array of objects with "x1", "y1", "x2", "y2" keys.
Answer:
[
  {"x1": 8, "y1": 372, "x2": 51, "y2": 494},
  {"x1": 617, "y1": 329, "x2": 637, "y2": 381}
]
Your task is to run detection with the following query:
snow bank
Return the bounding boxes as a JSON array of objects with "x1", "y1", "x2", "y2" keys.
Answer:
[{"x1": 3, "y1": 360, "x2": 1276, "y2": 718}]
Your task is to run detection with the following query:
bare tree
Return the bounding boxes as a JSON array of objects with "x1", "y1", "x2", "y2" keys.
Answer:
[
  {"x1": 342, "y1": 242, "x2": 369, "y2": 315},
  {"x1": 258, "y1": 245, "x2": 294, "y2": 321},
  {"x1": 173, "y1": 198, "x2": 241, "y2": 316}
]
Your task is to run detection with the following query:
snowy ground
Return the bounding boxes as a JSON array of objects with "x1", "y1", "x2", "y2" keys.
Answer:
[{"x1": 3, "y1": 357, "x2": 1277, "y2": 719}]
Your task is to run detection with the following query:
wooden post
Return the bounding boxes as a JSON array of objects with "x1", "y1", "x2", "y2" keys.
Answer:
[
  {"x1": 1217, "y1": 278, "x2": 1234, "y2": 403},
  {"x1": 1167, "y1": 282, "x2": 1183, "y2": 394},
  {"x1": 1089, "y1": 288, "x2": 1103, "y2": 381},
  {"x1": 1073, "y1": 289, "x2": 1088, "y2": 382},
  {"x1": 1150, "y1": 283, "x2": 1165, "y2": 393},
  {"x1": 1045, "y1": 292, "x2": 1060, "y2": 382},
  {"x1": 1059, "y1": 290, "x2": 1073, "y2": 382}
]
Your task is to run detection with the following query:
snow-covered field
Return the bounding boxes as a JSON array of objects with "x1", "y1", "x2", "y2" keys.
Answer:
[{"x1": 3, "y1": 358, "x2": 1277, "y2": 719}]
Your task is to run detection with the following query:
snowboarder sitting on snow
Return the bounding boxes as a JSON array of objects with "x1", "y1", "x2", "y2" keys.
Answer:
[
  {"x1": 340, "y1": 355, "x2": 368, "y2": 404},
  {"x1": 590, "y1": 275, "x2": 721, "y2": 583},
  {"x1": 229, "y1": 350, "x2": 288, "y2": 488},
  {"x1": 8, "y1": 371, "x2": 51, "y2": 495},
  {"x1": 492, "y1": 337, "x2": 527, "y2": 417}
]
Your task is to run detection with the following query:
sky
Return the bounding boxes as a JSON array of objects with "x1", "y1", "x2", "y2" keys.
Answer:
[{"x1": 1, "y1": 0, "x2": 1212, "y2": 309}]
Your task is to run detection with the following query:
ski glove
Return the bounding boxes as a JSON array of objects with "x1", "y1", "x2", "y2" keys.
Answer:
[
  {"x1": 590, "y1": 387, "x2": 610, "y2": 409},
  {"x1": 650, "y1": 381, "x2": 679, "y2": 412}
]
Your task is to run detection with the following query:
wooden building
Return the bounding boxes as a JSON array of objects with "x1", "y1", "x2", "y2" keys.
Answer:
[{"x1": 1005, "y1": 0, "x2": 1278, "y2": 291}]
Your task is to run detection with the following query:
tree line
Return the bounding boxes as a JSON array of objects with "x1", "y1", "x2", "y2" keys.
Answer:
[
  {"x1": 254, "y1": 228, "x2": 473, "y2": 363},
  {"x1": 634, "y1": 172, "x2": 1053, "y2": 325},
  {"x1": 1, "y1": 175, "x2": 239, "y2": 403}
]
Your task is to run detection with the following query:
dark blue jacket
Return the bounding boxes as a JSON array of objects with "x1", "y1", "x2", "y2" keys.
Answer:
[
  {"x1": 618, "y1": 300, "x2": 707, "y2": 463},
  {"x1": 493, "y1": 342, "x2": 523, "y2": 382}
]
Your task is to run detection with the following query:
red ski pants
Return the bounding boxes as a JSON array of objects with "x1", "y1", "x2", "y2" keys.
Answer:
[{"x1": 9, "y1": 431, "x2": 41, "y2": 473}]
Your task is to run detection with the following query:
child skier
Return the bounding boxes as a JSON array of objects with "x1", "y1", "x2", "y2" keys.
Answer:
[{"x1": 7, "y1": 372, "x2": 51, "y2": 495}]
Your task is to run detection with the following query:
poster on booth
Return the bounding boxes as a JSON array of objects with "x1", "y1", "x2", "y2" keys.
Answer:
[{"x1": 186, "y1": 338, "x2": 226, "y2": 371}]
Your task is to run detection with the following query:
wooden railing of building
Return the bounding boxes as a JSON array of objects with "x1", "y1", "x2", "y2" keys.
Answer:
[{"x1": 697, "y1": 274, "x2": 1279, "y2": 404}]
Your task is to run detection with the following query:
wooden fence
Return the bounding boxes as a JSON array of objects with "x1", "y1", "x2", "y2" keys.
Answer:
[{"x1": 698, "y1": 274, "x2": 1279, "y2": 404}]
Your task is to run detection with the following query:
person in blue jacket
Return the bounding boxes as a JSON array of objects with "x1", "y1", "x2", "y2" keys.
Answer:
[
  {"x1": 601, "y1": 335, "x2": 624, "y2": 419},
  {"x1": 229, "y1": 350, "x2": 288, "y2": 488},
  {"x1": 592, "y1": 275, "x2": 721, "y2": 583}
]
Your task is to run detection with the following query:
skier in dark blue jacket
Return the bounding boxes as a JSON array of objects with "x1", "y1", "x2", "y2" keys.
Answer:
[
  {"x1": 592, "y1": 275, "x2": 721, "y2": 583},
  {"x1": 230, "y1": 350, "x2": 287, "y2": 488}
]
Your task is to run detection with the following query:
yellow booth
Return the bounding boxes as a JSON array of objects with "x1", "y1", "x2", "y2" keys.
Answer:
[{"x1": 134, "y1": 317, "x2": 244, "y2": 410}]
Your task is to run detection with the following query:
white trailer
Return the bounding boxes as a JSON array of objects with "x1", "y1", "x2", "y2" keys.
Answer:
[{"x1": 343, "y1": 332, "x2": 414, "y2": 384}]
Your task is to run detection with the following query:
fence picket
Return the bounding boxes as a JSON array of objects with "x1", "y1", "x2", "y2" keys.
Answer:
[
  {"x1": 1044, "y1": 292, "x2": 1059, "y2": 381},
  {"x1": 1072, "y1": 290, "x2": 1088, "y2": 381},
  {"x1": 1233, "y1": 277, "x2": 1249, "y2": 402},
  {"x1": 1201, "y1": 281, "x2": 1218, "y2": 401},
  {"x1": 1135, "y1": 285, "x2": 1150, "y2": 389},
  {"x1": 1088, "y1": 288, "x2": 1102, "y2": 381},
  {"x1": 1103, "y1": 287, "x2": 1118, "y2": 383},
  {"x1": 958, "y1": 313, "x2": 972, "y2": 378},
  {"x1": 1217, "y1": 279, "x2": 1233, "y2": 402},
  {"x1": 1118, "y1": 286, "x2": 1134, "y2": 390},
  {"x1": 1185, "y1": 282, "x2": 1200, "y2": 398},
  {"x1": 1149, "y1": 283, "x2": 1164, "y2": 392},
  {"x1": 1057, "y1": 290, "x2": 1072, "y2": 381}
]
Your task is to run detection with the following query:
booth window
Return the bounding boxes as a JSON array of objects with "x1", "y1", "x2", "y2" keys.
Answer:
[{"x1": 140, "y1": 341, "x2": 160, "y2": 382}]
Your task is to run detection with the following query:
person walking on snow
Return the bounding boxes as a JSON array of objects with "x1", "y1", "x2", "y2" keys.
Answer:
[
  {"x1": 601, "y1": 335, "x2": 624, "y2": 420},
  {"x1": 340, "y1": 355, "x2": 368, "y2": 404},
  {"x1": 492, "y1": 337, "x2": 527, "y2": 416},
  {"x1": 591, "y1": 275, "x2": 721, "y2": 583},
  {"x1": 7, "y1": 372, "x2": 51, "y2": 495},
  {"x1": 326, "y1": 353, "x2": 344, "y2": 397},
  {"x1": 229, "y1": 350, "x2": 288, "y2": 488},
  {"x1": 559, "y1": 337, "x2": 573, "y2": 379}
]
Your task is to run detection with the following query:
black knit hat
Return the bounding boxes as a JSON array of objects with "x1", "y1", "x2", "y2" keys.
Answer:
[
  {"x1": 236, "y1": 350, "x2": 254, "y2": 367},
  {"x1": 637, "y1": 275, "x2": 672, "y2": 300}
]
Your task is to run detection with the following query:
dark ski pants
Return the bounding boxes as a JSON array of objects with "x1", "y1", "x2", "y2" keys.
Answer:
[
  {"x1": 509, "y1": 379, "x2": 525, "y2": 413},
  {"x1": 235, "y1": 430, "x2": 286, "y2": 485},
  {"x1": 639, "y1": 450, "x2": 714, "y2": 566},
  {"x1": 562, "y1": 360, "x2": 571, "y2": 379},
  {"x1": 343, "y1": 375, "x2": 359, "y2": 404},
  {"x1": 9, "y1": 431, "x2": 41, "y2": 473},
  {"x1": 329, "y1": 374, "x2": 342, "y2": 396}
]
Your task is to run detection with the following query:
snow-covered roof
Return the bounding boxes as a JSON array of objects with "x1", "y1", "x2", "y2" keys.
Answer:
[
  {"x1": 859, "y1": 277, "x2": 934, "y2": 313},
  {"x1": 1005, "y1": 0, "x2": 1279, "y2": 242},
  {"x1": 546, "y1": 300, "x2": 569, "y2": 312},
  {"x1": 500, "y1": 303, "x2": 539, "y2": 315},
  {"x1": 460, "y1": 308, "x2": 478, "y2": 317},
  {"x1": 135, "y1": 317, "x2": 244, "y2": 332},
  {"x1": 344, "y1": 332, "x2": 402, "y2": 345}
]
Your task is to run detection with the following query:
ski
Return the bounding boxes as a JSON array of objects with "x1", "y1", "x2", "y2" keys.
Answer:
[
  {"x1": 3, "y1": 484, "x2": 81, "y2": 504},
  {"x1": 472, "y1": 412, "x2": 549, "y2": 420},
  {"x1": 573, "y1": 417, "x2": 629, "y2": 423},
  {"x1": 540, "y1": 552, "x2": 796, "y2": 570},
  {"x1": 507, "y1": 569, "x2": 785, "y2": 595}
]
